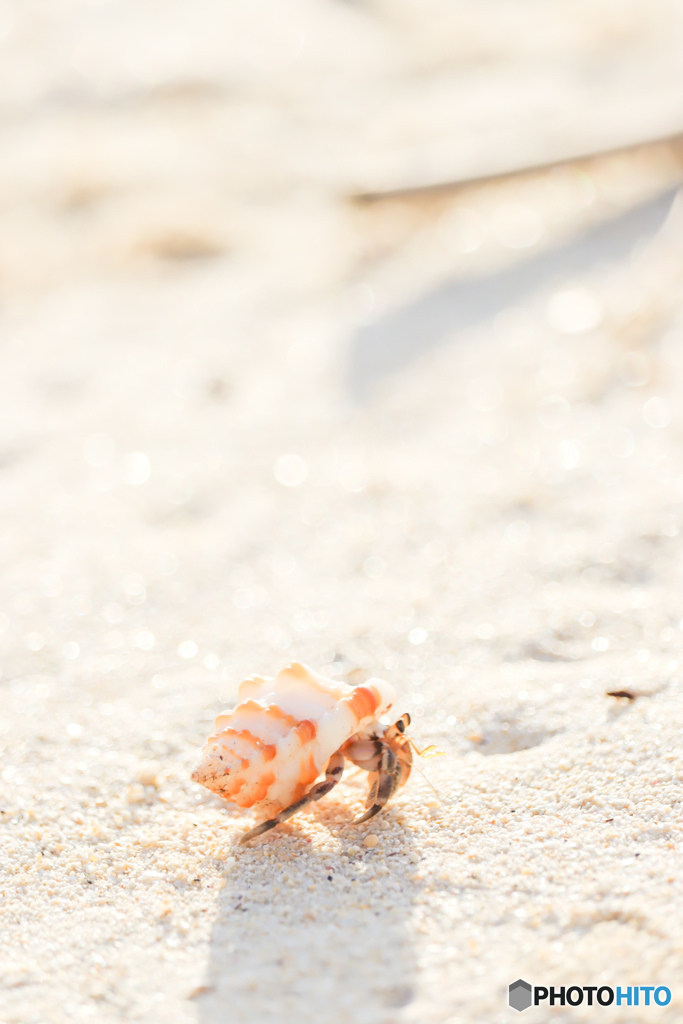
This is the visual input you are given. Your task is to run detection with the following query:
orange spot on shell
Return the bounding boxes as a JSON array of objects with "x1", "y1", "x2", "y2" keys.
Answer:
[
  {"x1": 264, "y1": 704, "x2": 299, "y2": 729},
  {"x1": 233, "y1": 728, "x2": 263, "y2": 750},
  {"x1": 288, "y1": 751, "x2": 321, "y2": 806},
  {"x1": 344, "y1": 685, "x2": 380, "y2": 723},
  {"x1": 251, "y1": 769, "x2": 275, "y2": 805},
  {"x1": 222, "y1": 774, "x2": 246, "y2": 800},
  {"x1": 301, "y1": 750, "x2": 319, "y2": 786},
  {"x1": 233, "y1": 776, "x2": 259, "y2": 807},
  {"x1": 295, "y1": 719, "x2": 317, "y2": 744},
  {"x1": 221, "y1": 727, "x2": 277, "y2": 762}
]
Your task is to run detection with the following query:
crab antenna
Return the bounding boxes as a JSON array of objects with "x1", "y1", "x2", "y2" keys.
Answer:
[
  {"x1": 410, "y1": 761, "x2": 443, "y2": 804},
  {"x1": 408, "y1": 737, "x2": 445, "y2": 758}
]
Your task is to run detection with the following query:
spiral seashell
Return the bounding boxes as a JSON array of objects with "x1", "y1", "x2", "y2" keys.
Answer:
[{"x1": 191, "y1": 662, "x2": 396, "y2": 817}]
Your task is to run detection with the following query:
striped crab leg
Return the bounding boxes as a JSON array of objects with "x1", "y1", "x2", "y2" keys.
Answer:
[
  {"x1": 354, "y1": 743, "x2": 400, "y2": 823},
  {"x1": 240, "y1": 750, "x2": 345, "y2": 844},
  {"x1": 347, "y1": 713, "x2": 413, "y2": 823}
]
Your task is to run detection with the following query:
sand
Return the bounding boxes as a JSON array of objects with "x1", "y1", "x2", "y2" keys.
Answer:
[{"x1": 2, "y1": 2, "x2": 683, "y2": 1022}]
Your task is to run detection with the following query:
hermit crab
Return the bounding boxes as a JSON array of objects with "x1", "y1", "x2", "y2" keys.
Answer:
[{"x1": 191, "y1": 661, "x2": 413, "y2": 842}]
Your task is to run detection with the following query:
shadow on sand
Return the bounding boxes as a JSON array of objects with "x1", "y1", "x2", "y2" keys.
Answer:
[
  {"x1": 194, "y1": 795, "x2": 421, "y2": 1024},
  {"x1": 348, "y1": 186, "x2": 678, "y2": 399}
]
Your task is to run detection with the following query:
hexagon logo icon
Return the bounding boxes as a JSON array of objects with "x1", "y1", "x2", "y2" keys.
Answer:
[{"x1": 509, "y1": 979, "x2": 532, "y2": 1012}]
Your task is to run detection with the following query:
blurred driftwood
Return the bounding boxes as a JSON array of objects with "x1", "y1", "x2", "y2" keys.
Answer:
[
  {"x1": 348, "y1": 185, "x2": 679, "y2": 398},
  {"x1": 351, "y1": 130, "x2": 683, "y2": 203}
]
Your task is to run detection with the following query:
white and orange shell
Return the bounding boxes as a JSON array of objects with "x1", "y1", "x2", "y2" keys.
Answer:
[{"x1": 191, "y1": 662, "x2": 396, "y2": 818}]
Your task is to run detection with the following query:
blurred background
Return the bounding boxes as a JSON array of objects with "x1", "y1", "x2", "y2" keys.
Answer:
[
  {"x1": 2, "y1": 0, "x2": 683, "y2": 690},
  {"x1": 3, "y1": 3, "x2": 683, "y2": 1022}
]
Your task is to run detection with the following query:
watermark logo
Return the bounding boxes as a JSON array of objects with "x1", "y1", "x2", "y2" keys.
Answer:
[
  {"x1": 508, "y1": 981, "x2": 671, "y2": 1012},
  {"x1": 508, "y1": 980, "x2": 532, "y2": 1012}
]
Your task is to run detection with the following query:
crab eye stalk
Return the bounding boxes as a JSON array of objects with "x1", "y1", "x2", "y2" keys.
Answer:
[{"x1": 396, "y1": 712, "x2": 411, "y2": 732}]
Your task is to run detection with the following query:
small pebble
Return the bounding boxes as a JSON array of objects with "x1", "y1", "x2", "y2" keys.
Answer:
[
  {"x1": 363, "y1": 834, "x2": 379, "y2": 848},
  {"x1": 137, "y1": 762, "x2": 160, "y2": 787}
]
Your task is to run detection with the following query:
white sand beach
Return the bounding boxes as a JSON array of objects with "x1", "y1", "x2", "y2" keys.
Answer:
[{"x1": 2, "y1": 3, "x2": 683, "y2": 1022}]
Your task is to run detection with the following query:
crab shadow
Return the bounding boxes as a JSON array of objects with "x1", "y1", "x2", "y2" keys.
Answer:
[{"x1": 195, "y1": 797, "x2": 421, "y2": 1024}]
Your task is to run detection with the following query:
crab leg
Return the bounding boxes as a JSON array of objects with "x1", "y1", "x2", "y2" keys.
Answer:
[
  {"x1": 240, "y1": 750, "x2": 345, "y2": 844},
  {"x1": 354, "y1": 742, "x2": 400, "y2": 823}
]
